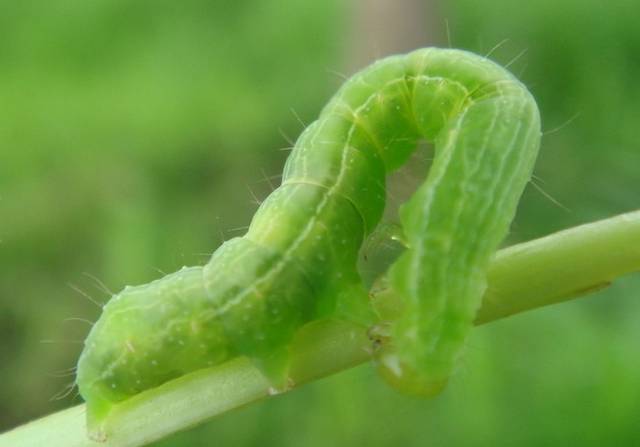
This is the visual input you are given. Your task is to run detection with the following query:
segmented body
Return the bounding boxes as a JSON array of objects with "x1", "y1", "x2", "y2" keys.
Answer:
[{"x1": 76, "y1": 48, "x2": 540, "y2": 428}]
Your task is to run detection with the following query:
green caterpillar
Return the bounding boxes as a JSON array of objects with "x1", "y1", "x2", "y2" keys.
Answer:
[{"x1": 76, "y1": 48, "x2": 540, "y2": 431}]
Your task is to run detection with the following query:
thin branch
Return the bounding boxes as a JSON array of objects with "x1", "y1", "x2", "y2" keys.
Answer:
[{"x1": 1, "y1": 211, "x2": 639, "y2": 447}]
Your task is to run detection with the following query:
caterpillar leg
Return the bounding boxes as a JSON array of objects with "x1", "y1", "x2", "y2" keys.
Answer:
[
  {"x1": 252, "y1": 348, "x2": 293, "y2": 393},
  {"x1": 83, "y1": 392, "x2": 112, "y2": 441}
]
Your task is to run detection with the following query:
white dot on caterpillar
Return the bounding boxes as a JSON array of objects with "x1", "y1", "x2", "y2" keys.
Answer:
[{"x1": 151, "y1": 360, "x2": 158, "y2": 366}]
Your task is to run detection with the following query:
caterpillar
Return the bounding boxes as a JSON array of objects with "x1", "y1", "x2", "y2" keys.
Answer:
[{"x1": 76, "y1": 48, "x2": 540, "y2": 433}]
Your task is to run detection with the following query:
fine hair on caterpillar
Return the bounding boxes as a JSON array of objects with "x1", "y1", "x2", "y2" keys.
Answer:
[{"x1": 75, "y1": 47, "x2": 540, "y2": 438}]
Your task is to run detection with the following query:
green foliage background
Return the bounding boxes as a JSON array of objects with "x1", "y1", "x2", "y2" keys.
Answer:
[{"x1": 1, "y1": 1, "x2": 638, "y2": 445}]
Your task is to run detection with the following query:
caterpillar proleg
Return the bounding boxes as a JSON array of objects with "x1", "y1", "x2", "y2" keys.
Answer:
[{"x1": 76, "y1": 48, "x2": 540, "y2": 434}]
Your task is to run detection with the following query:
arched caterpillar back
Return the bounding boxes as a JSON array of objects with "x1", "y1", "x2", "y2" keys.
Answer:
[{"x1": 76, "y1": 48, "x2": 540, "y2": 433}]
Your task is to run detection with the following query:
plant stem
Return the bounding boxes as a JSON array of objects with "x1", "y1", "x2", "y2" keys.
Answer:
[{"x1": 2, "y1": 211, "x2": 639, "y2": 447}]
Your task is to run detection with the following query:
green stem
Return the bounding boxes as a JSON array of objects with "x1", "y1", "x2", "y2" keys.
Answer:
[{"x1": 2, "y1": 211, "x2": 639, "y2": 447}]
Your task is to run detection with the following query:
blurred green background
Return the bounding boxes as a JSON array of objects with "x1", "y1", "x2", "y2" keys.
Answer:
[{"x1": 1, "y1": 0, "x2": 639, "y2": 445}]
